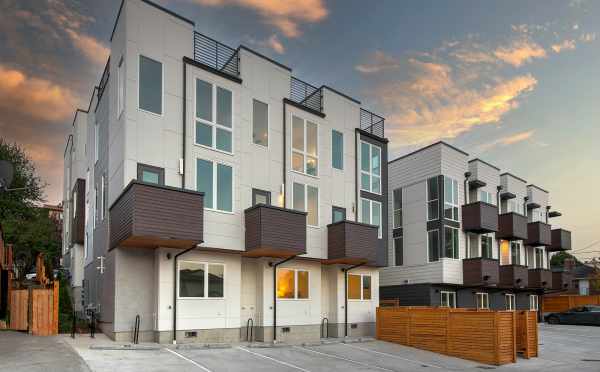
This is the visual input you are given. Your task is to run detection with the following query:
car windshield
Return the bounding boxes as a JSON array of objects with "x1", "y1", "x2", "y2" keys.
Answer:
[{"x1": 587, "y1": 306, "x2": 600, "y2": 312}]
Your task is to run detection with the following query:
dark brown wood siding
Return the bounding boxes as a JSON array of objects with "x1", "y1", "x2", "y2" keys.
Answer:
[
  {"x1": 461, "y1": 202, "x2": 498, "y2": 233},
  {"x1": 109, "y1": 181, "x2": 204, "y2": 249},
  {"x1": 528, "y1": 269, "x2": 552, "y2": 289},
  {"x1": 499, "y1": 264, "x2": 529, "y2": 288},
  {"x1": 327, "y1": 221, "x2": 378, "y2": 266},
  {"x1": 525, "y1": 222, "x2": 551, "y2": 246},
  {"x1": 462, "y1": 258, "x2": 499, "y2": 286},
  {"x1": 549, "y1": 229, "x2": 572, "y2": 252},
  {"x1": 244, "y1": 204, "x2": 306, "y2": 257},
  {"x1": 496, "y1": 213, "x2": 528, "y2": 241},
  {"x1": 552, "y1": 271, "x2": 574, "y2": 291},
  {"x1": 71, "y1": 178, "x2": 85, "y2": 245}
]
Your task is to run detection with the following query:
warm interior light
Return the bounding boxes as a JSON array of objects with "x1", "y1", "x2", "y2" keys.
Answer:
[{"x1": 500, "y1": 240, "x2": 510, "y2": 265}]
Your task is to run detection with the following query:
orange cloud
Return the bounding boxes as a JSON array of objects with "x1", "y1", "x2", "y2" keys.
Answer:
[
  {"x1": 494, "y1": 39, "x2": 547, "y2": 67},
  {"x1": 193, "y1": 0, "x2": 328, "y2": 37},
  {"x1": 0, "y1": 65, "x2": 79, "y2": 122},
  {"x1": 355, "y1": 51, "x2": 402, "y2": 74},
  {"x1": 551, "y1": 39, "x2": 576, "y2": 53},
  {"x1": 267, "y1": 34, "x2": 285, "y2": 54},
  {"x1": 65, "y1": 29, "x2": 110, "y2": 66},
  {"x1": 477, "y1": 130, "x2": 536, "y2": 152}
]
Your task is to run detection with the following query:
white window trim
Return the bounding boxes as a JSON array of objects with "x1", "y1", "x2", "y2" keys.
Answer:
[
  {"x1": 331, "y1": 129, "x2": 344, "y2": 171},
  {"x1": 276, "y1": 268, "x2": 310, "y2": 300},
  {"x1": 177, "y1": 261, "x2": 226, "y2": 299},
  {"x1": 194, "y1": 78, "x2": 234, "y2": 155},
  {"x1": 360, "y1": 198, "x2": 382, "y2": 239},
  {"x1": 348, "y1": 273, "x2": 372, "y2": 301},
  {"x1": 444, "y1": 226, "x2": 460, "y2": 260},
  {"x1": 444, "y1": 176, "x2": 459, "y2": 222},
  {"x1": 426, "y1": 177, "x2": 439, "y2": 222},
  {"x1": 252, "y1": 98, "x2": 269, "y2": 148},
  {"x1": 393, "y1": 188, "x2": 402, "y2": 229},
  {"x1": 511, "y1": 241, "x2": 522, "y2": 265},
  {"x1": 100, "y1": 175, "x2": 105, "y2": 220},
  {"x1": 530, "y1": 294, "x2": 539, "y2": 311},
  {"x1": 505, "y1": 294, "x2": 516, "y2": 311},
  {"x1": 427, "y1": 229, "x2": 439, "y2": 263},
  {"x1": 476, "y1": 292, "x2": 489, "y2": 309},
  {"x1": 440, "y1": 291, "x2": 456, "y2": 308},
  {"x1": 137, "y1": 54, "x2": 164, "y2": 117},
  {"x1": 117, "y1": 56, "x2": 125, "y2": 118},
  {"x1": 480, "y1": 234, "x2": 493, "y2": 258},
  {"x1": 197, "y1": 159, "x2": 235, "y2": 214},
  {"x1": 360, "y1": 141, "x2": 382, "y2": 195},
  {"x1": 292, "y1": 182, "x2": 320, "y2": 227},
  {"x1": 291, "y1": 114, "x2": 319, "y2": 177}
]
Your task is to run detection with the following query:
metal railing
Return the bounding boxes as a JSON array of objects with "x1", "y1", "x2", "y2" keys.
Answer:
[
  {"x1": 97, "y1": 58, "x2": 110, "y2": 103},
  {"x1": 193, "y1": 32, "x2": 240, "y2": 78},
  {"x1": 290, "y1": 76, "x2": 323, "y2": 114},
  {"x1": 360, "y1": 108, "x2": 385, "y2": 138}
]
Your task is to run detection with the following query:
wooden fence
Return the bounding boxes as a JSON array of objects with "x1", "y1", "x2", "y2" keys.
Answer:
[
  {"x1": 543, "y1": 295, "x2": 600, "y2": 313},
  {"x1": 376, "y1": 307, "x2": 538, "y2": 365},
  {"x1": 516, "y1": 310, "x2": 538, "y2": 358},
  {"x1": 9, "y1": 281, "x2": 59, "y2": 336}
]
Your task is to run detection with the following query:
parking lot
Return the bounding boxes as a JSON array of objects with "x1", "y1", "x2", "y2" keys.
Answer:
[{"x1": 3, "y1": 323, "x2": 600, "y2": 371}]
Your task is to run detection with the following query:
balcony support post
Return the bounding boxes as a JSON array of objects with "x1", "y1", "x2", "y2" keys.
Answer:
[
  {"x1": 342, "y1": 262, "x2": 364, "y2": 338},
  {"x1": 269, "y1": 255, "x2": 297, "y2": 342}
]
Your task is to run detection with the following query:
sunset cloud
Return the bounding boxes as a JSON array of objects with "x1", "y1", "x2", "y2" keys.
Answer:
[
  {"x1": 65, "y1": 29, "x2": 110, "y2": 66},
  {"x1": 477, "y1": 130, "x2": 536, "y2": 152},
  {"x1": 266, "y1": 34, "x2": 285, "y2": 54},
  {"x1": 192, "y1": 0, "x2": 328, "y2": 37},
  {"x1": 551, "y1": 39, "x2": 576, "y2": 53},
  {"x1": 355, "y1": 51, "x2": 402, "y2": 74},
  {"x1": 493, "y1": 39, "x2": 547, "y2": 67}
]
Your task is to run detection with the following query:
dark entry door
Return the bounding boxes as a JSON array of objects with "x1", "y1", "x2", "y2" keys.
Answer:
[{"x1": 0, "y1": 270, "x2": 8, "y2": 319}]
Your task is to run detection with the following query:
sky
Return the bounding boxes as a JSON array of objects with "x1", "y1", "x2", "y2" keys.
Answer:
[{"x1": 1, "y1": 0, "x2": 599, "y2": 261}]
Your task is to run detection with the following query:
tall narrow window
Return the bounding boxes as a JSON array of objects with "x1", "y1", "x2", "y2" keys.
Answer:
[
  {"x1": 481, "y1": 235, "x2": 493, "y2": 258},
  {"x1": 511, "y1": 241, "x2": 522, "y2": 265},
  {"x1": 252, "y1": 99, "x2": 268, "y2": 146},
  {"x1": 428, "y1": 229, "x2": 440, "y2": 262},
  {"x1": 331, "y1": 130, "x2": 343, "y2": 170},
  {"x1": 118, "y1": 56, "x2": 125, "y2": 117},
  {"x1": 139, "y1": 55, "x2": 162, "y2": 115},
  {"x1": 440, "y1": 291, "x2": 456, "y2": 308},
  {"x1": 195, "y1": 79, "x2": 233, "y2": 153},
  {"x1": 530, "y1": 295, "x2": 539, "y2": 311},
  {"x1": 476, "y1": 293, "x2": 489, "y2": 309},
  {"x1": 359, "y1": 198, "x2": 382, "y2": 238},
  {"x1": 444, "y1": 176, "x2": 459, "y2": 221},
  {"x1": 505, "y1": 294, "x2": 515, "y2": 310},
  {"x1": 360, "y1": 142, "x2": 381, "y2": 194},
  {"x1": 444, "y1": 226, "x2": 459, "y2": 259},
  {"x1": 393, "y1": 188, "x2": 402, "y2": 228},
  {"x1": 196, "y1": 159, "x2": 233, "y2": 212},
  {"x1": 292, "y1": 183, "x2": 319, "y2": 226},
  {"x1": 534, "y1": 247, "x2": 544, "y2": 269},
  {"x1": 427, "y1": 177, "x2": 439, "y2": 221},
  {"x1": 291, "y1": 115, "x2": 318, "y2": 176},
  {"x1": 394, "y1": 237, "x2": 403, "y2": 266},
  {"x1": 94, "y1": 121, "x2": 99, "y2": 163}
]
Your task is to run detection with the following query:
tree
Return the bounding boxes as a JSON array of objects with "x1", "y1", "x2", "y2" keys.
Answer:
[{"x1": 550, "y1": 251, "x2": 581, "y2": 269}]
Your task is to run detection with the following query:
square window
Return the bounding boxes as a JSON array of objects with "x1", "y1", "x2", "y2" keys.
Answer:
[
  {"x1": 196, "y1": 122, "x2": 213, "y2": 147},
  {"x1": 179, "y1": 262, "x2": 205, "y2": 298}
]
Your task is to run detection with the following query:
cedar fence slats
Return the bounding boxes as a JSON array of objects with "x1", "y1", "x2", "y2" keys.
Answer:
[
  {"x1": 376, "y1": 307, "x2": 538, "y2": 366},
  {"x1": 8, "y1": 281, "x2": 59, "y2": 336},
  {"x1": 543, "y1": 295, "x2": 600, "y2": 313}
]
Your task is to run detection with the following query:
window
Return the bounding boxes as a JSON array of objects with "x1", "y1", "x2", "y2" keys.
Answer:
[
  {"x1": 359, "y1": 198, "x2": 382, "y2": 238},
  {"x1": 292, "y1": 115, "x2": 318, "y2": 176},
  {"x1": 94, "y1": 121, "x2": 99, "y2": 163},
  {"x1": 252, "y1": 99, "x2": 268, "y2": 146},
  {"x1": 348, "y1": 274, "x2": 372, "y2": 300},
  {"x1": 476, "y1": 293, "x2": 489, "y2": 309},
  {"x1": 118, "y1": 56, "x2": 125, "y2": 117},
  {"x1": 428, "y1": 229, "x2": 440, "y2": 262},
  {"x1": 507, "y1": 200, "x2": 523, "y2": 215},
  {"x1": 440, "y1": 291, "x2": 456, "y2": 308},
  {"x1": 137, "y1": 163, "x2": 164, "y2": 185},
  {"x1": 72, "y1": 189, "x2": 77, "y2": 220},
  {"x1": 534, "y1": 247, "x2": 544, "y2": 269},
  {"x1": 196, "y1": 159, "x2": 233, "y2": 212},
  {"x1": 331, "y1": 130, "x2": 343, "y2": 170},
  {"x1": 360, "y1": 142, "x2": 381, "y2": 194},
  {"x1": 530, "y1": 295, "x2": 539, "y2": 311},
  {"x1": 444, "y1": 226, "x2": 459, "y2": 259},
  {"x1": 394, "y1": 237, "x2": 403, "y2": 266},
  {"x1": 427, "y1": 177, "x2": 439, "y2": 221},
  {"x1": 479, "y1": 190, "x2": 494, "y2": 204},
  {"x1": 511, "y1": 241, "x2": 522, "y2": 265},
  {"x1": 332, "y1": 206, "x2": 346, "y2": 223},
  {"x1": 138, "y1": 55, "x2": 162, "y2": 115},
  {"x1": 277, "y1": 269, "x2": 309, "y2": 299},
  {"x1": 505, "y1": 294, "x2": 515, "y2": 310},
  {"x1": 100, "y1": 174, "x2": 107, "y2": 220},
  {"x1": 195, "y1": 79, "x2": 233, "y2": 153},
  {"x1": 393, "y1": 188, "x2": 402, "y2": 228},
  {"x1": 444, "y1": 176, "x2": 459, "y2": 221},
  {"x1": 252, "y1": 188, "x2": 271, "y2": 206},
  {"x1": 178, "y1": 261, "x2": 224, "y2": 298},
  {"x1": 292, "y1": 183, "x2": 319, "y2": 226},
  {"x1": 481, "y1": 234, "x2": 493, "y2": 258}
]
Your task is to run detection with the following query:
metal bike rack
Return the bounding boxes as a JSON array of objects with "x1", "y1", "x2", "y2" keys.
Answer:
[
  {"x1": 133, "y1": 314, "x2": 140, "y2": 344},
  {"x1": 246, "y1": 318, "x2": 254, "y2": 342},
  {"x1": 321, "y1": 317, "x2": 329, "y2": 339}
]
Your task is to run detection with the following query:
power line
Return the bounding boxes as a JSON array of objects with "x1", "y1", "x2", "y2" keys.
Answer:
[{"x1": 571, "y1": 240, "x2": 600, "y2": 254}]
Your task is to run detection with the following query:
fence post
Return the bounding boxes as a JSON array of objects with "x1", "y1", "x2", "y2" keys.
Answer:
[
  {"x1": 53, "y1": 281, "x2": 59, "y2": 335},
  {"x1": 511, "y1": 311, "x2": 516, "y2": 363}
]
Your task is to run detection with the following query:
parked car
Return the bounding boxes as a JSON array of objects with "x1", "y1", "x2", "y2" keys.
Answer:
[
  {"x1": 25, "y1": 273, "x2": 37, "y2": 280},
  {"x1": 545, "y1": 306, "x2": 600, "y2": 326}
]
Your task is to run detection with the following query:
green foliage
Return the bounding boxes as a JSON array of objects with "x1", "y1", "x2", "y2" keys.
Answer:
[
  {"x1": 58, "y1": 273, "x2": 74, "y2": 333},
  {"x1": 550, "y1": 251, "x2": 581, "y2": 269}
]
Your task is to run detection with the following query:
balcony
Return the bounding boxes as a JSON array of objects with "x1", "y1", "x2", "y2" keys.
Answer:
[
  {"x1": 244, "y1": 204, "x2": 307, "y2": 258},
  {"x1": 548, "y1": 229, "x2": 572, "y2": 252},
  {"x1": 71, "y1": 178, "x2": 85, "y2": 245},
  {"x1": 496, "y1": 212, "x2": 528, "y2": 241},
  {"x1": 193, "y1": 32, "x2": 240, "y2": 81},
  {"x1": 525, "y1": 222, "x2": 551, "y2": 246},
  {"x1": 360, "y1": 108, "x2": 385, "y2": 139},
  {"x1": 288, "y1": 77, "x2": 324, "y2": 116},
  {"x1": 463, "y1": 258, "x2": 499, "y2": 286},
  {"x1": 528, "y1": 268, "x2": 552, "y2": 289},
  {"x1": 499, "y1": 265, "x2": 529, "y2": 288},
  {"x1": 461, "y1": 202, "x2": 498, "y2": 233},
  {"x1": 552, "y1": 271, "x2": 574, "y2": 291},
  {"x1": 109, "y1": 181, "x2": 204, "y2": 250},
  {"x1": 325, "y1": 221, "x2": 378, "y2": 266}
]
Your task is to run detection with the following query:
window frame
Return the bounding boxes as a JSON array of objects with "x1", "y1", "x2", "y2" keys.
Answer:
[
  {"x1": 177, "y1": 260, "x2": 226, "y2": 299},
  {"x1": 476, "y1": 292, "x2": 489, "y2": 309},
  {"x1": 331, "y1": 129, "x2": 344, "y2": 170},
  {"x1": 291, "y1": 114, "x2": 319, "y2": 177},
  {"x1": 360, "y1": 141, "x2": 382, "y2": 194},
  {"x1": 332, "y1": 206, "x2": 346, "y2": 223},
  {"x1": 530, "y1": 294, "x2": 539, "y2": 311},
  {"x1": 252, "y1": 188, "x2": 271, "y2": 206},
  {"x1": 194, "y1": 78, "x2": 234, "y2": 154},
  {"x1": 276, "y1": 268, "x2": 310, "y2": 300},
  {"x1": 196, "y1": 158, "x2": 234, "y2": 214},
  {"x1": 534, "y1": 247, "x2": 544, "y2": 269},
  {"x1": 481, "y1": 234, "x2": 493, "y2": 258},
  {"x1": 505, "y1": 294, "x2": 516, "y2": 311},
  {"x1": 347, "y1": 273, "x2": 372, "y2": 301},
  {"x1": 393, "y1": 188, "x2": 402, "y2": 229},
  {"x1": 137, "y1": 163, "x2": 165, "y2": 185},
  {"x1": 394, "y1": 236, "x2": 403, "y2": 266},
  {"x1": 427, "y1": 177, "x2": 439, "y2": 221},
  {"x1": 479, "y1": 190, "x2": 494, "y2": 205},
  {"x1": 138, "y1": 54, "x2": 164, "y2": 116},
  {"x1": 443, "y1": 176, "x2": 459, "y2": 221},
  {"x1": 440, "y1": 291, "x2": 456, "y2": 308},
  {"x1": 359, "y1": 198, "x2": 382, "y2": 238},
  {"x1": 444, "y1": 226, "x2": 459, "y2": 259},
  {"x1": 511, "y1": 241, "x2": 522, "y2": 265},
  {"x1": 428, "y1": 229, "x2": 440, "y2": 262},
  {"x1": 292, "y1": 182, "x2": 319, "y2": 227},
  {"x1": 117, "y1": 56, "x2": 125, "y2": 118},
  {"x1": 252, "y1": 98, "x2": 269, "y2": 148}
]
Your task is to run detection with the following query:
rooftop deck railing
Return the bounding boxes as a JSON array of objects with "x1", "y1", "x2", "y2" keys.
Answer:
[
  {"x1": 290, "y1": 76, "x2": 323, "y2": 114},
  {"x1": 193, "y1": 32, "x2": 240, "y2": 78},
  {"x1": 360, "y1": 108, "x2": 385, "y2": 138}
]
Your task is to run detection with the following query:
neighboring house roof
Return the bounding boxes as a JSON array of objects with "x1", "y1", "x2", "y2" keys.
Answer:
[{"x1": 572, "y1": 264, "x2": 599, "y2": 279}]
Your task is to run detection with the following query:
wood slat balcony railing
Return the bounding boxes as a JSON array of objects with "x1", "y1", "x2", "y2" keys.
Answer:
[
  {"x1": 496, "y1": 213, "x2": 528, "y2": 241},
  {"x1": 461, "y1": 202, "x2": 498, "y2": 233},
  {"x1": 548, "y1": 229, "x2": 572, "y2": 252},
  {"x1": 528, "y1": 268, "x2": 552, "y2": 289},
  {"x1": 525, "y1": 222, "x2": 551, "y2": 246},
  {"x1": 463, "y1": 258, "x2": 500, "y2": 286},
  {"x1": 499, "y1": 264, "x2": 529, "y2": 288},
  {"x1": 325, "y1": 220, "x2": 378, "y2": 266}
]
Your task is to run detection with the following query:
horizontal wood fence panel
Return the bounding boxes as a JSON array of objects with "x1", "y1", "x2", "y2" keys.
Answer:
[
  {"x1": 516, "y1": 311, "x2": 538, "y2": 358},
  {"x1": 9, "y1": 289, "x2": 28, "y2": 330},
  {"x1": 8, "y1": 282, "x2": 58, "y2": 336},
  {"x1": 543, "y1": 295, "x2": 600, "y2": 313}
]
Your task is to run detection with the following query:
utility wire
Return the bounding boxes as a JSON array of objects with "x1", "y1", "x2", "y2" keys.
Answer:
[{"x1": 570, "y1": 240, "x2": 600, "y2": 254}]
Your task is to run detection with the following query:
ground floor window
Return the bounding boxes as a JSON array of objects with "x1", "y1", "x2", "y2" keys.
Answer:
[
  {"x1": 277, "y1": 268, "x2": 309, "y2": 299},
  {"x1": 530, "y1": 295, "x2": 539, "y2": 311},
  {"x1": 476, "y1": 292, "x2": 489, "y2": 309},
  {"x1": 505, "y1": 294, "x2": 515, "y2": 310},
  {"x1": 178, "y1": 261, "x2": 225, "y2": 298},
  {"x1": 348, "y1": 274, "x2": 372, "y2": 300},
  {"x1": 440, "y1": 291, "x2": 456, "y2": 308}
]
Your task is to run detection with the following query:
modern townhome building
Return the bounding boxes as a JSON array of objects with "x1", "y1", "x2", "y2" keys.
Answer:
[
  {"x1": 380, "y1": 141, "x2": 572, "y2": 312},
  {"x1": 61, "y1": 0, "x2": 388, "y2": 344}
]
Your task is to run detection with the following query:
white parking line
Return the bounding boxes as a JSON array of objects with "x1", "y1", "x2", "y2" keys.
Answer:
[
  {"x1": 294, "y1": 346, "x2": 396, "y2": 372},
  {"x1": 237, "y1": 346, "x2": 312, "y2": 372},
  {"x1": 165, "y1": 348, "x2": 213, "y2": 372},
  {"x1": 341, "y1": 343, "x2": 443, "y2": 369}
]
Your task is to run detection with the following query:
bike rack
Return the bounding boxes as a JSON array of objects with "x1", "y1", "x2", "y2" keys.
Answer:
[
  {"x1": 71, "y1": 310, "x2": 76, "y2": 338},
  {"x1": 89, "y1": 311, "x2": 96, "y2": 338},
  {"x1": 321, "y1": 317, "x2": 329, "y2": 339},
  {"x1": 246, "y1": 318, "x2": 254, "y2": 342},
  {"x1": 133, "y1": 314, "x2": 140, "y2": 344}
]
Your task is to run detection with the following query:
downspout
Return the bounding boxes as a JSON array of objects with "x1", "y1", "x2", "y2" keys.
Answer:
[
  {"x1": 282, "y1": 102, "x2": 287, "y2": 207},
  {"x1": 463, "y1": 172, "x2": 471, "y2": 258},
  {"x1": 354, "y1": 132, "x2": 358, "y2": 222},
  {"x1": 342, "y1": 262, "x2": 364, "y2": 337},
  {"x1": 523, "y1": 196, "x2": 528, "y2": 218},
  {"x1": 172, "y1": 245, "x2": 197, "y2": 344},
  {"x1": 269, "y1": 255, "x2": 297, "y2": 342},
  {"x1": 182, "y1": 60, "x2": 187, "y2": 189},
  {"x1": 523, "y1": 196, "x2": 529, "y2": 268},
  {"x1": 496, "y1": 186, "x2": 502, "y2": 261}
]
